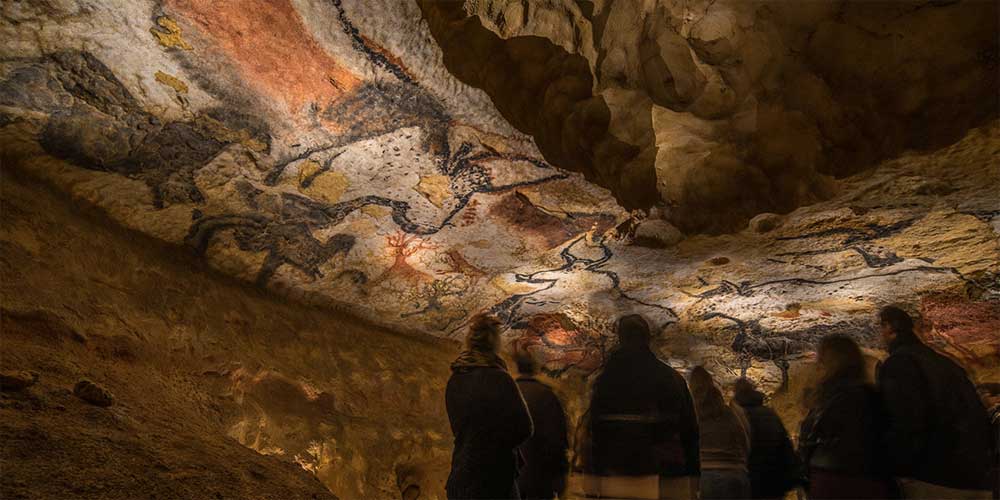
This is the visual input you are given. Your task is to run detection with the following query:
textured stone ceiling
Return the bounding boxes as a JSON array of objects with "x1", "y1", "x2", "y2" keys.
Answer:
[
  {"x1": 1, "y1": 0, "x2": 998, "y2": 388},
  {"x1": 425, "y1": 0, "x2": 998, "y2": 233}
]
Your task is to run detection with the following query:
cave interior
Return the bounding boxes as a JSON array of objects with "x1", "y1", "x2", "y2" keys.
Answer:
[{"x1": 0, "y1": 0, "x2": 998, "y2": 498}]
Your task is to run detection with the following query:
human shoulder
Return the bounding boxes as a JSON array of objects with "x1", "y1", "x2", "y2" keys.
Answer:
[{"x1": 880, "y1": 347, "x2": 923, "y2": 376}]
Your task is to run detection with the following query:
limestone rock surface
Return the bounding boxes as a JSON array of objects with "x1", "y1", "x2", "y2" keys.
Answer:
[
  {"x1": 438, "y1": 0, "x2": 999, "y2": 233},
  {"x1": 0, "y1": 1, "x2": 998, "y2": 497}
]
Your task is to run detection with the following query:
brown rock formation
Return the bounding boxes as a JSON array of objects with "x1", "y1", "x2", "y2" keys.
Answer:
[{"x1": 423, "y1": 0, "x2": 998, "y2": 233}]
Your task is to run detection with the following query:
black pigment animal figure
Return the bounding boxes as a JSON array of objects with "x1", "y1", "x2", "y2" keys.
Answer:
[
  {"x1": 701, "y1": 312, "x2": 810, "y2": 385},
  {"x1": 774, "y1": 219, "x2": 918, "y2": 269},
  {"x1": 478, "y1": 234, "x2": 677, "y2": 334},
  {"x1": 0, "y1": 51, "x2": 269, "y2": 208},
  {"x1": 185, "y1": 214, "x2": 356, "y2": 286}
]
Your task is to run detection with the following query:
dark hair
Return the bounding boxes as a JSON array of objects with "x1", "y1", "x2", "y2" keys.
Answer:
[
  {"x1": 689, "y1": 366, "x2": 728, "y2": 418},
  {"x1": 816, "y1": 334, "x2": 868, "y2": 400},
  {"x1": 466, "y1": 314, "x2": 502, "y2": 353},
  {"x1": 515, "y1": 350, "x2": 538, "y2": 375},
  {"x1": 879, "y1": 305, "x2": 915, "y2": 337},
  {"x1": 732, "y1": 377, "x2": 760, "y2": 404},
  {"x1": 616, "y1": 314, "x2": 651, "y2": 346}
]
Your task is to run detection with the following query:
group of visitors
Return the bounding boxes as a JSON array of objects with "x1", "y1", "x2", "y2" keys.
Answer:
[{"x1": 444, "y1": 307, "x2": 998, "y2": 500}]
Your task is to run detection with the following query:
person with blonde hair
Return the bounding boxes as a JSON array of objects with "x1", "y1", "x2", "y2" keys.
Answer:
[{"x1": 445, "y1": 314, "x2": 533, "y2": 499}]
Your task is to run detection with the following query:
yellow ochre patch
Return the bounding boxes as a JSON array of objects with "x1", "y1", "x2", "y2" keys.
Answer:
[
  {"x1": 150, "y1": 16, "x2": 193, "y2": 50},
  {"x1": 154, "y1": 71, "x2": 188, "y2": 94},
  {"x1": 415, "y1": 175, "x2": 452, "y2": 208}
]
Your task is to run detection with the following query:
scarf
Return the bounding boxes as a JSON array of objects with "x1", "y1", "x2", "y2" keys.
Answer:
[{"x1": 450, "y1": 349, "x2": 507, "y2": 373}]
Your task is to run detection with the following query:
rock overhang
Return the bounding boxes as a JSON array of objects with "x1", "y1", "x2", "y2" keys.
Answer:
[{"x1": 0, "y1": 0, "x2": 997, "y2": 390}]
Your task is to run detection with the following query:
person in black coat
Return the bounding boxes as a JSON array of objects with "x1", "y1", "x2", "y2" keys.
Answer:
[
  {"x1": 876, "y1": 305, "x2": 994, "y2": 497},
  {"x1": 588, "y1": 314, "x2": 700, "y2": 479},
  {"x1": 798, "y1": 334, "x2": 892, "y2": 499},
  {"x1": 732, "y1": 378, "x2": 800, "y2": 499},
  {"x1": 514, "y1": 352, "x2": 569, "y2": 500},
  {"x1": 446, "y1": 314, "x2": 533, "y2": 500}
]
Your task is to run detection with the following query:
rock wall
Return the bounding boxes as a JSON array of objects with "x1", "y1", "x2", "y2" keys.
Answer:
[
  {"x1": 0, "y1": 163, "x2": 456, "y2": 499},
  {"x1": 433, "y1": 0, "x2": 999, "y2": 233},
  {"x1": 0, "y1": 2, "x2": 998, "y2": 494}
]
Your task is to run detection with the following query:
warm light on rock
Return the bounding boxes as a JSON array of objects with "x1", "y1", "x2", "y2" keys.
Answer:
[{"x1": 0, "y1": 0, "x2": 997, "y2": 498}]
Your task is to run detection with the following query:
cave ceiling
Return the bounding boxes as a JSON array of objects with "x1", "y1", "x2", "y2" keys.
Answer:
[{"x1": 1, "y1": 0, "x2": 998, "y2": 386}]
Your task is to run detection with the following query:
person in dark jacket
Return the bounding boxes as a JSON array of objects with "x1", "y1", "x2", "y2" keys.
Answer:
[
  {"x1": 446, "y1": 314, "x2": 533, "y2": 500},
  {"x1": 877, "y1": 305, "x2": 994, "y2": 499},
  {"x1": 587, "y1": 314, "x2": 700, "y2": 498},
  {"x1": 798, "y1": 334, "x2": 892, "y2": 499},
  {"x1": 514, "y1": 352, "x2": 569, "y2": 500},
  {"x1": 732, "y1": 377, "x2": 800, "y2": 499},
  {"x1": 689, "y1": 366, "x2": 750, "y2": 499}
]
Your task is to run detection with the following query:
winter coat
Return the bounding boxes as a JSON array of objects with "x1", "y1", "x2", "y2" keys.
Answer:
[
  {"x1": 798, "y1": 379, "x2": 891, "y2": 496},
  {"x1": 734, "y1": 388, "x2": 800, "y2": 498},
  {"x1": 446, "y1": 362, "x2": 533, "y2": 499},
  {"x1": 515, "y1": 376, "x2": 569, "y2": 500},
  {"x1": 877, "y1": 336, "x2": 994, "y2": 490},
  {"x1": 588, "y1": 344, "x2": 700, "y2": 477}
]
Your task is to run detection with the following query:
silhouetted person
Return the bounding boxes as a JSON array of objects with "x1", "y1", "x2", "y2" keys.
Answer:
[
  {"x1": 689, "y1": 366, "x2": 750, "y2": 499},
  {"x1": 446, "y1": 314, "x2": 533, "y2": 499},
  {"x1": 514, "y1": 352, "x2": 569, "y2": 500},
  {"x1": 587, "y1": 314, "x2": 700, "y2": 499},
  {"x1": 732, "y1": 378, "x2": 800, "y2": 499},
  {"x1": 798, "y1": 334, "x2": 892, "y2": 499},
  {"x1": 877, "y1": 305, "x2": 994, "y2": 499}
]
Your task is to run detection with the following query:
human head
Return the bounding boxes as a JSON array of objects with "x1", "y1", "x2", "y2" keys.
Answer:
[
  {"x1": 514, "y1": 349, "x2": 538, "y2": 375},
  {"x1": 616, "y1": 314, "x2": 651, "y2": 347},
  {"x1": 816, "y1": 334, "x2": 867, "y2": 386},
  {"x1": 689, "y1": 366, "x2": 727, "y2": 416},
  {"x1": 879, "y1": 305, "x2": 915, "y2": 347},
  {"x1": 733, "y1": 377, "x2": 759, "y2": 403},
  {"x1": 466, "y1": 314, "x2": 502, "y2": 353}
]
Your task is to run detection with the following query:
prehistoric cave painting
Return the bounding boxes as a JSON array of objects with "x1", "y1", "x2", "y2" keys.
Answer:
[
  {"x1": 185, "y1": 213, "x2": 356, "y2": 286},
  {"x1": 399, "y1": 276, "x2": 473, "y2": 331},
  {"x1": 773, "y1": 219, "x2": 917, "y2": 268},
  {"x1": 513, "y1": 313, "x2": 614, "y2": 376},
  {"x1": 686, "y1": 217, "x2": 968, "y2": 302},
  {"x1": 480, "y1": 233, "x2": 678, "y2": 334},
  {"x1": 684, "y1": 264, "x2": 960, "y2": 301},
  {"x1": 0, "y1": 51, "x2": 269, "y2": 208},
  {"x1": 438, "y1": 249, "x2": 488, "y2": 282},
  {"x1": 144, "y1": 0, "x2": 580, "y2": 300},
  {"x1": 373, "y1": 231, "x2": 436, "y2": 287},
  {"x1": 263, "y1": 142, "x2": 569, "y2": 236},
  {"x1": 489, "y1": 192, "x2": 618, "y2": 249},
  {"x1": 919, "y1": 294, "x2": 1000, "y2": 369},
  {"x1": 701, "y1": 312, "x2": 820, "y2": 386},
  {"x1": 330, "y1": 0, "x2": 415, "y2": 85}
]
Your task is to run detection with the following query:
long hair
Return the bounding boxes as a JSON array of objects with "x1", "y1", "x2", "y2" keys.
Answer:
[
  {"x1": 465, "y1": 313, "x2": 502, "y2": 353},
  {"x1": 690, "y1": 366, "x2": 728, "y2": 418},
  {"x1": 815, "y1": 334, "x2": 868, "y2": 402}
]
